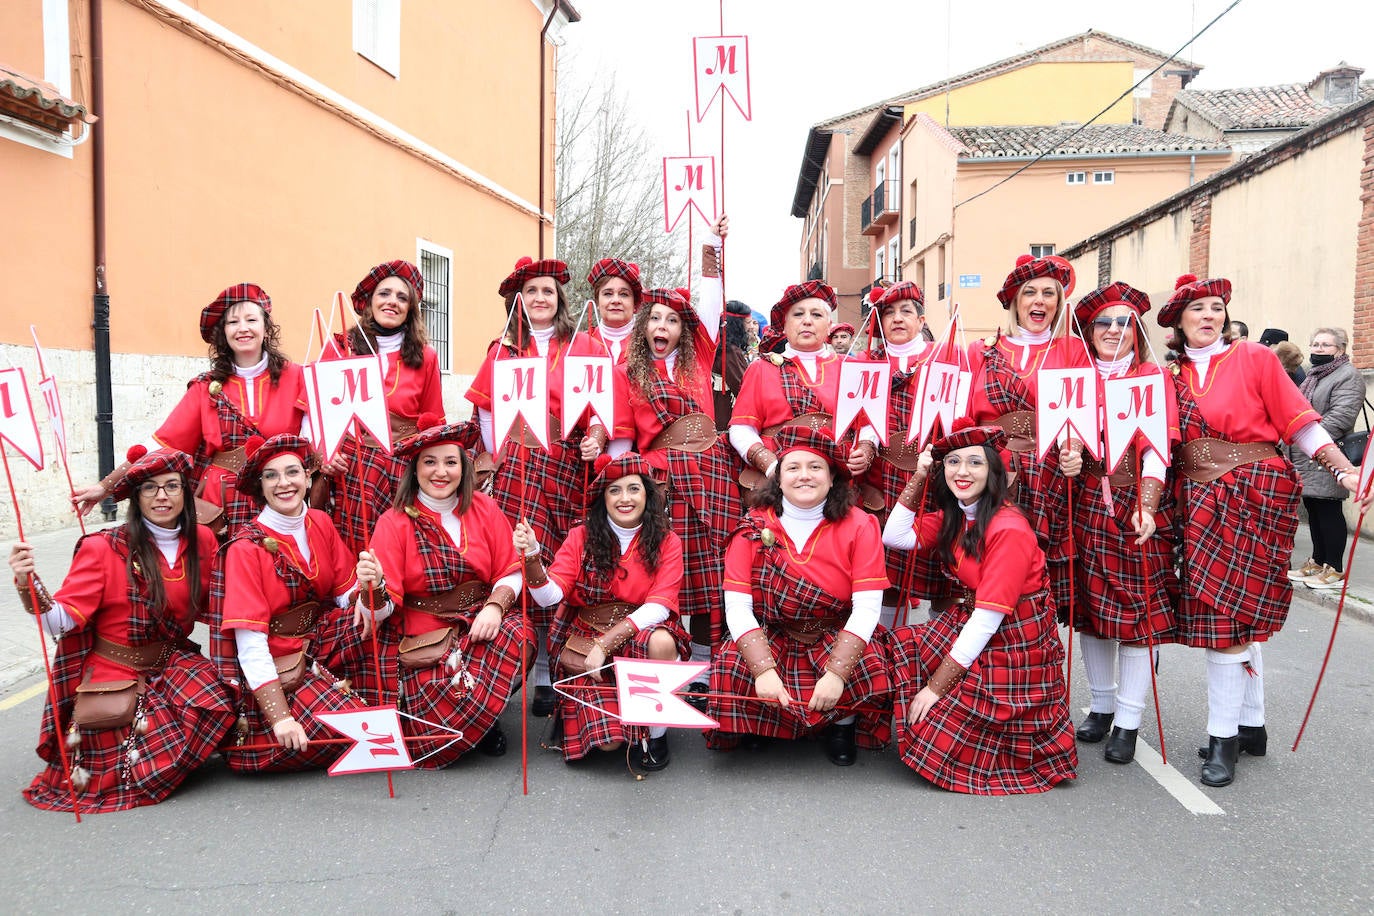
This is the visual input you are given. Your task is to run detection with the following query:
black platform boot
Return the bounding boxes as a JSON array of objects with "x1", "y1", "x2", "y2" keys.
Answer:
[{"x1": 824, "y1": 722, "x2": 857, "y2": 766}]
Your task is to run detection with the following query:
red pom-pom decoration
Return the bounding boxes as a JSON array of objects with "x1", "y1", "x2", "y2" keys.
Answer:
[
  {"x1": 242, "y1": 435, "x2": 266, "y2": 460},
  {"x1": 675, "y1": 287, "x2": 691, "y2": 303},
  {"x1": 126, "y1": 444, "x2": 148, "y2": 463},
  {"x1": 593, "y1": 453, "x2": 614, "y2": 475},
  {"x1": 513, "y1": 256, "x2": 533, "y2": 271},
  {"x1": 1016, "y1": 254, "x2": 1036, "y2": 267},
  {"x1": 949, "y1": 416, "x2": 977, "y2": 434},
  {"x1": 416, "y1": 411, "x2": 445, "y2": 432},
  {"x1": 1175, "y1": 273, "x2": 1198, "y2": 289}
]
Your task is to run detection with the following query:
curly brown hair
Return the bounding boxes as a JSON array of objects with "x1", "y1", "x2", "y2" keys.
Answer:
[{"x1": 626, "y1": 304, "x2": 698, "y2": 399}]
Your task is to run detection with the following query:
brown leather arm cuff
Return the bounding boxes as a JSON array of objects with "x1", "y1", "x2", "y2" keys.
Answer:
[
  {"x1": 595, "y1": 618, "x2": 638, "y2": 656},
  {"x1": 15, "y1": 574, "x2": 53, "y2": 616},
  {"x1": 736, "y1": 628, "x2": 777, "y2": 678},
  {"x1": 1314, "y1": 443, "x2": 1358, "y2": 480},
  {"x1": 824, "y1": 629, "x2": 867, "y2": 683},
  {"x1": 252, "y1": 680, "x2": 293, "y2": 728},
  {"x1": 897, "y1": 468, "x2": 929, "y2": 511},
  {"x1": 701, "y1": 242, "x2": 722, "y2": 279},
  {"x1": 746, "y1": 442, "x2": 778, "y2": 475},
  {"x1": 1138, "y1": 477, "x2": 1166, "y2": 515},
  {"x1": 98, "y1": 460, "x2": 132, "y2": 494},
  {"x1": 308, "y1": 473, "x2": 331, "y2": 511},
  {"x1": 523, "y1": 554, "x2": 549, "y2": 588},
  {"x1": 583, "y1": 425, "x2": 609, "y2": 452},
  {"x1": 359, "y1": 582, "x2": 390, "y2": 611},
  {"x1": 486, "y1": 584, "x2": 517, "y2": 614},
  {"x1": 925, "y1": 655, "x2": 968, "y2": 698}
]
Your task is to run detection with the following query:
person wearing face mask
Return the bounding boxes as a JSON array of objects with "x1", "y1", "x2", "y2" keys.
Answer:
[
  {"x1": 320, "y1": 261, "x2": 445, "y2": 557},
  {"x1": 707, "y1": 427, "x2": 891, "y2": 767},
  {"x1": 1057, "y1": 283, "x2": 1179, "y2": 765},
  {"x1": 514, "y1": 454, "x2": 691, "y2": 770},
  {"x1": 883, "y1": 422, "x2": 1076, "y2": 794},
  {"x1": 1161, "y1": 275, "x2": 1373, "y2": 787},
  {"x1": 465, "y1": 257, "x2": 606, "y2": 717},
  {"x1": 355, "y1": 420, "x2": 529, "y2": 766},
  {"x1": 967, "y1": 255, "x2": 1090, "y2": 622},
  {"x1": 9, "y1": 447, "x2": 232, "y2": 812},
  {"x1": 72, "y1": 284, "x2": 307, "y2": 535},
  {"x1": 212, "y1": 435, "x2": 369, "y2": 772},
  {"x1": 586, "y1": 258, "x2": 641, "y2": 363}
]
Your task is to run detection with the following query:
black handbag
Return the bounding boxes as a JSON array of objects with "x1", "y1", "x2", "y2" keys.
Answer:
[{"x1": 1336, "y1": 397, "x2": 1374, "y2": 465}]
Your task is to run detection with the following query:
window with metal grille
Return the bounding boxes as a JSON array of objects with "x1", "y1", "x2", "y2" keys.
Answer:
[{"x1": 417, "y1": 241, "x2": 452, "y2": 372}]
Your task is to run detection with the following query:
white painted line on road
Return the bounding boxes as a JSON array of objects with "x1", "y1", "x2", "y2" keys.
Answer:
[
  {"x1": 1080, "y1": 707, "x2": 1224, "y2": 816},
  {"x1": 0, "y1": 682, "x2": 46, "y2": 711}
]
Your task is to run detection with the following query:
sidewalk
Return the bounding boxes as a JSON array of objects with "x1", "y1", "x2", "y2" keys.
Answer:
[{"x1": 0, "y1": 519, "x2": 1371, "y2": 692}]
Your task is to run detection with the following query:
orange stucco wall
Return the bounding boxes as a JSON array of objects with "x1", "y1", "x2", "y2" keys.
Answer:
[{"x1": 0, "y1": 1, "x2": 47, "y2": 77}]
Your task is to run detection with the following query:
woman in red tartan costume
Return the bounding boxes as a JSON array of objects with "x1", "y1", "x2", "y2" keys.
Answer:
[
  {"x1": 466, "y1": 257, "x2": 604, "y2": 716},
  {"x1": 707, "y1": 427, "x2": 891, "y2": 766},
  {"x1": 965, "y1": 256, "x2": 1090, "y2": 620},
  {"x1": 883, "y1": 423, "x2": 1076, "y2": 795},
  {"x1": 514, "y1": 454, "x2": 691, "y2": 770},
  {"x1": 321, "y1": 260, "x2": 446, "y2": 557},
  {"x1": 72, "y1": 284, "x2": 306, "y2": 535},
  {"x1": 1057, "y1": 283, "x2": 1179, "y2": 765},
  {"x1": 355, "y1": 421, "x2": 530, "y2": 767},
  {"x1": 586, "y1": 257, "x2": 641, "y2": 364},
  {"x1": 1159, "y1": 275, "x2": 1371, "y2": 787},
  {"x1": 10, "y1": 447, "x2": 233, "y2": 811},
  {"x1": 212, "y1": 435, "x2": 368, "y2": 772}
]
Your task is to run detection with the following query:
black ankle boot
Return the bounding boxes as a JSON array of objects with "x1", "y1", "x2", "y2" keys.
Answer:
[
  {"x1": 477, "y1": 722, "x2": 508, "y2": 757},
  {"x1": 530, "y1": 685, "x2": 555, "y2": 717},
  {"x1": 825, "y1": 722, "x2": 857, "y2": 766},
  {"x1": 636, "y1": 734, "x2": 670, "y2": 771},
  {"x1": 1103, "y1": 726, "x2": 1138, "y2": 764},
  {"x1": 1075, "y1": 711, "x2": 1114, "y2": 743},
  {"x1": 1238, "y1": 724, "x2": 1268, "y2": 757},
  {"x1": 1200, "y1": 735, "x2": 1240, "y2": 787}
]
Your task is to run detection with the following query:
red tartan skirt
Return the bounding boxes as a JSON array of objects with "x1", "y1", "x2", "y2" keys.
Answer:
[
  {"x1": 551, "y1": 618, "x2": 692, "y2": 761},
  {"x1": 330, "y1": 437, "x2": 404, "y2": 556},
  {"x1": 223, "y1": 666, "x2": 364, "y2": 773},
  {"x1": 1175, "y1": 458, "x2": 1299, "y2": 647},
  {"x1": 395, "y1": 615, "x2": 530, "y2": 769},
  {"x1": 310, "y1": 604, "x2": 373, "y2": 695},
  {"x1": 199, "y1": 464, "x2": 259, "y2": 535},
  {"x1": 26, "y1": 651, "x2": 234, "y2": 812},
  {"x1": 653, "y1": 442, "x2": 741, "y2": 625},
  {"x1": 887, "y1": 601, "x2": 1077, "y2": 795},
  {"x1": 705, "y1": 627, "x2": 891, "y2": 750}
]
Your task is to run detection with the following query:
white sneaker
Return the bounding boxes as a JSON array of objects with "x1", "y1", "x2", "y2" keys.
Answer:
[{"x1": 1305, "y1": 565, "x2": 1346, "y2": 590}]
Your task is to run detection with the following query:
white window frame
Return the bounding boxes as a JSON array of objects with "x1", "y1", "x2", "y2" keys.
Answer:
[
  {"x1": 416, "y1": 239, "x2": 454, "y2": 373},
  {"x1": 0, "y1": 0, "x2": 75, "y2": 158},
  {"x1": 875, "y1": 246, "x2": 886, "y2": 283},
  {"x1": 353, "y1": 0, "x2": 401, "y2": 78},
  {"x1": 1066, "y1": 171, "x2": 1087, "y2": 186},
  {"x1": 1029, "y1": 243, "x2": 1055, "y2": 258},
  {"x1": 888, "y1": 237, "x2": 900, "y2": 280},
  {"x1": 1093, "y1": 170, "x2": 1115, "y2": 185}
]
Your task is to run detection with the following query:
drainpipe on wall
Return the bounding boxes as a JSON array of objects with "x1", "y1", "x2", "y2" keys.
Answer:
[
  {"x1": 538, "y1": 4, "x2": 557, "y2": 258},
  {"x1": 91, "y1": 0, "x2": 115, "y2": 520},
  {"x1": 1189, "y1": 153, "x2": 1196, "y2": 186}
]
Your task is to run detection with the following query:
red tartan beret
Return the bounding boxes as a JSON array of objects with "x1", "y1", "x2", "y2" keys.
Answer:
[
  {"x1": 237, "y1": 433, "x2": 317, "y2": 501},
  {"x1": 876, "y1": 281, "x2": 925, "y2": 309},
  {"x1": 499, "y1": 257, "x2": 570, "y2": 298},
  {"x1": 586, "y1": 258, "x2": 642, "y2": 305},
  {"x1": 770, "y1": 280, "x2": 837, "y2": 329},
  {"x1": 108, "y1": 446, "x2": 193, "y2": 503},
  {"x1": 393, "y1": 413, "x2": 479, "y2": 461},
  {"x1": 642, "y1": 287, "x2": 699, "y2": 328},
  {"x1": 201, "y1": 283, "x2": 271, "y2": 343},
  {"x1": 586, "y1": 453, "x2": 660, "y2": 510},
  {"x1": 829, "y1": 323, "x2": 856, "y2": 339},
  {"x1": 1073, "y1": 281, "x2": 1151, "y2": 328},
  {"x1": 352, "y1": 260, "x2": 425, "y2": 316},
  {"x1": 772, "y1": 426, "x2": 851, "y2": 480},
  {"x1": 1157, "y1": 274, "x2": 1232, "y2": 327},
  {"x1": 931, "y1": 420, "x2": 1008, "y2": 461},
  {"x1": 996, "y1": 255, "x2": 1075, "y2": 308}
]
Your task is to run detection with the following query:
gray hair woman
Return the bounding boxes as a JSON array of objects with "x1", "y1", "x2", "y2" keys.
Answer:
[{"x1": 1289, "y1": 327, "x2": 1368, "y2": 588}]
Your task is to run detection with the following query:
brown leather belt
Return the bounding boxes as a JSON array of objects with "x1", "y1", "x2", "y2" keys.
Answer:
[
  {"x1": 1178, "y1": 438, "x2": 1279, "y2": 484},
  {"x1": 210, "y1": 447, "x2": 247, "y2": 473},
  {"x1": 576, "y1": 601, "x2": 637, "y2": 632},
  {"x1": 1082, "y1": 449, "x2": 1139, "y2": 488},
  {"x1": 989, "y1": 411, "x2": 1035, "y2": 454},
  {"x1": 404, "y1": 580, "x2": 489, "y2": 618},
  {"x1": 880, "y1": 429, "x2": 923, "y2": 471},
  {"x1": 362, "y1": 413, "x2": 421, "y2": 450},
  {"x1": 502, "y1": 415, "x2": 565, "y2": 449},
  {"x1": 91, "y1": 636, "x2": 173, "y2": 673},
  {"x1": 648, "y1": 413, "x2": 716, "y2": 452},
  {"x1": 268, "y1": 600, "x2": 327, "y2": 639},
  {"x1": 777, "y1": 616, "x2": 844, "y2": 645},
  {"x1": 761, "y1": 412, "x2": 832, "y2": 437}
]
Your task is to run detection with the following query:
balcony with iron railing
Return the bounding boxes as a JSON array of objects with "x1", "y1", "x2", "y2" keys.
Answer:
[{"x1": 860, "y1": 179, "x2": 900, "y2": 236}]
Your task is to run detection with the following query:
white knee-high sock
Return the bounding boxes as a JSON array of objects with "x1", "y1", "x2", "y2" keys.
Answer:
[
  {"x1": 1206, "y1": 649, "x2": 1249, "y2": 738},
  {"x1": 1115, "y1": 645, "x2": 1153, "y2": 730},
  {"x1": 1240, "y1": 643, "x2": 1265, "y2": 728},
  {"x1": 1080, "y1": 634, "x2": 1119, "y2": 714},
  {"x1": 533, "y1": 630, "x2": 551, "y2": 687}
]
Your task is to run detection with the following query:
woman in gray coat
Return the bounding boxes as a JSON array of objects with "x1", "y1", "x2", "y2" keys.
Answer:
[{"x1": 1290, "y1": 327, "x2": 1368, "y2": 588}]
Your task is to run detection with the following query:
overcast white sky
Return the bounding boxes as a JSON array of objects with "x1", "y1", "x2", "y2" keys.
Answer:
[{"x1": 557, "y1": 0, "x2": 1374, "y2": 312}]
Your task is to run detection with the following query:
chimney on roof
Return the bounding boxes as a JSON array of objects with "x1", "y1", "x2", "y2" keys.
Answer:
[{"x1": 1307, "y1": 62, "x2": 1364, "y2": 105}]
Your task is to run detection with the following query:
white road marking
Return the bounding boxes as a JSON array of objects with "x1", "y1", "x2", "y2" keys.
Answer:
[{"x1": 1082, "y1": 708, "x2": 1224, "y2": 815}]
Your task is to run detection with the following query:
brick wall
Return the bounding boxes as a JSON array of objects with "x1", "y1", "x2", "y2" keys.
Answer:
[
  {"x1": 1188, "y1": 195, "x2": 1212, "y2": 277},
  {"x1": 1353, "y1": 121, "x2": 1374, "y2": 369},
  {"x1": 1041, "y1": 34, "x2": 1187, "y2": 130}
]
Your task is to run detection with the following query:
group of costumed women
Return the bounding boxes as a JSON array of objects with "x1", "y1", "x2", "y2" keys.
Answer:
[{"x1": 10, "y1": 231, "x2": 1369, "y2": 813}]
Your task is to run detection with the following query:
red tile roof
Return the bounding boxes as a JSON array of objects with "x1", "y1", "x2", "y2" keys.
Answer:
[
  {"x1": 947, "y1": 123, "x2": 1225, "y2": 159},
  {"x1": 1172, "y1": 81, "x2": 1374, "y2": 131},
  {"x1": 0, "y1": 65, "x2": 95, "y2": 134}
]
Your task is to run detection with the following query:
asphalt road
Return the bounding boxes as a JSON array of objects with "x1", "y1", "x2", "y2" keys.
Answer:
[{"x1": 0, "y1": 595, "x2": 1370, "y2": 914}]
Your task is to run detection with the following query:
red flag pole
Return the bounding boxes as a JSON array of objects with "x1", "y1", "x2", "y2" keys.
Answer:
[
  {"x1": 1, "y1": 445, "x2": 82, "y2": 821},
  {"x1": 1064, "y1": 478, "x2": 1075, "y2": 714},
  {"x1": 350, "y1": 417, "x2": 394, "y2": 800},
  {"x1": 685, "y1": 109, "x2": 695, "y2": 306}
]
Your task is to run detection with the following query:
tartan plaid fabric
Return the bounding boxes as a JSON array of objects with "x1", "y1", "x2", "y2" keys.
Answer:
[
  {"x1": 888, "y1": 590, "x2": 1077, "y2": 795},
  {"x1": 769, "y1": 280, "x2": 837, "y2": 328},
  {"x1": 200, "y1": 282, "x2": 271, "y2": 343},
  {"x1": 352, "y1": 260, "x2": 424, "y2": 314},
  {"x1": 642, "y1": 288, "x2": 698, "y2": 329},
  {"x1": 406, "y1": 508, "x2": 472, "y2": 594},
  {"x1": 1171, "y1": 380, "x2": 1297, "y2": 646},
  {"x1": 1073, "y1": 282, "x2": 1150, "y2": 327},
  {"x1": 329, "y1": 437, "x2": 404, "y2": 556},
  {"x1": 1158, "y1": 275, "x2": 1232, "y2": 327},
  {"x1": 192, "y1": 375, "x2": 270, "y2": 531},
  {"x1": 776, "y1": 359, "x2": 827, "y2": 420},
  {"x1": 25, "y1": 648, "x2": 234, "y2": 812},
  {"x1": 995, "y1": 255, "x2": 1073, "y2": 308},
  {"x1": 489, "y1": 440, "x2": 585, "y2": 596},
  {"x1": 224, "y1": 667, "x2": 365, "y2": 772},
  {"x1": 497, "y1": 257, "x2": 570, "y2": 299},
  {"x1": 106, "y1": 448, "x2": 195, "y2": 506},
  {"x1": 705, "y1": 543, "x2": 891, "y2": 749},
  {"x1": 552, "y1": 616, "x2": 691, "y2": 761},
  {"x1": 1068, "y1": 471, "x2": 1178, "y2": 642},
  {"x1": 396, "y1": 615, "x2": 530, "y2": 768},
  {"x1": 587, "y1": 258, "x2": 642, "y2": 302},
  {"x1": 876, "y1": 281, "x2": 924, "y2": 307}
]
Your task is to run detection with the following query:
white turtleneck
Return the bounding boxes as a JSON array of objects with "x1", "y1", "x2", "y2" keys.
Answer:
[
  {"x1": 374, "y1": 329, "x2": 405, "y2": 357},
  {"x1": 530, "y1": 324, "x2": 557, "y2": 357},
  {"x1": 259, "y1": 504, "x2": 310, "y2": 562},
  {"x1": 41, "y1": 520, "x2": 184, "y2": 637},
  {"x1": 1094, "y1": 354, "x2": 1133, "y2": 379},
  {"x1": 782, "y1": 343, "x2": 832, "y2": 382},
  {"x1": 1183, "y1": 338, "x2": 1226, "y2": 385},
  {"x1": 886, "y1": 336, "x2": 928, "y2": 374},
  {"x1": 233, "y1": 352, "x2": 269, "y2": 415},
  {"x1": 418, "y1": 490, "x2": 461, "y2": 545},
  {"x1": 522, "y1": 519, "x2": 670, "y2": 632},
  {"x1": 724, "y1": 496, "x2": 882, "y2": 644},
  {"x1": 597, "y1": 320, "x2": 633, "y2": 362},
  {"x1": 1004, "y1": 325, "x2": 1053, "y2": 371}
]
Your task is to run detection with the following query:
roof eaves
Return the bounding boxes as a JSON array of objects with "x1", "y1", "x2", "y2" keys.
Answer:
[{"x1": 791, "y1": 127, "x2": 834, "y2": 218}]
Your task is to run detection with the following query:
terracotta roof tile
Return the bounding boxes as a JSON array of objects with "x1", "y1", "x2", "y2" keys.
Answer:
[
  {"x1": 1173, "y1": 80, "x2": 1374, "y2": 130},
  {"x1": 0, "y1": 65, "x2": 95, "y2": 133},
  {"x1": 947, "y1": 123, "x2": 1224, "y2": 159}
]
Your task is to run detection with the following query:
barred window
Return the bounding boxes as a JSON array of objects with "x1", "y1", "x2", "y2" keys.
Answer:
[{"x1": 417, "y1": 241, "x2": 452, "y2": 372}]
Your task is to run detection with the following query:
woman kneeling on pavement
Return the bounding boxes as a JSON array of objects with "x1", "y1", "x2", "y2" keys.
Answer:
[
  {"x1": 883, "y1": 422, "x2": 1076, "y2": 794},
  {"x1": 9, "y1": 447, "x2": 233, "y2": 811},
  {"x1": 514, "y1": 454, "x2": 691, "y2": 770},
  {"x1": 707, "y1": 427, "x2": 891, "y2": 766},
  {"x1": 212, "y1": 434, "x2": 368, "y2": 772},
  {"x1": 355, "y1": 418, "x2": 530, "y2": 766}
]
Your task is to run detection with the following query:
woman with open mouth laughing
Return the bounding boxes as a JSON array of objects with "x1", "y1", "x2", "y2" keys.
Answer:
[{"x1": 212, "y1": 434, "x2": 368, "y2": 772}]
